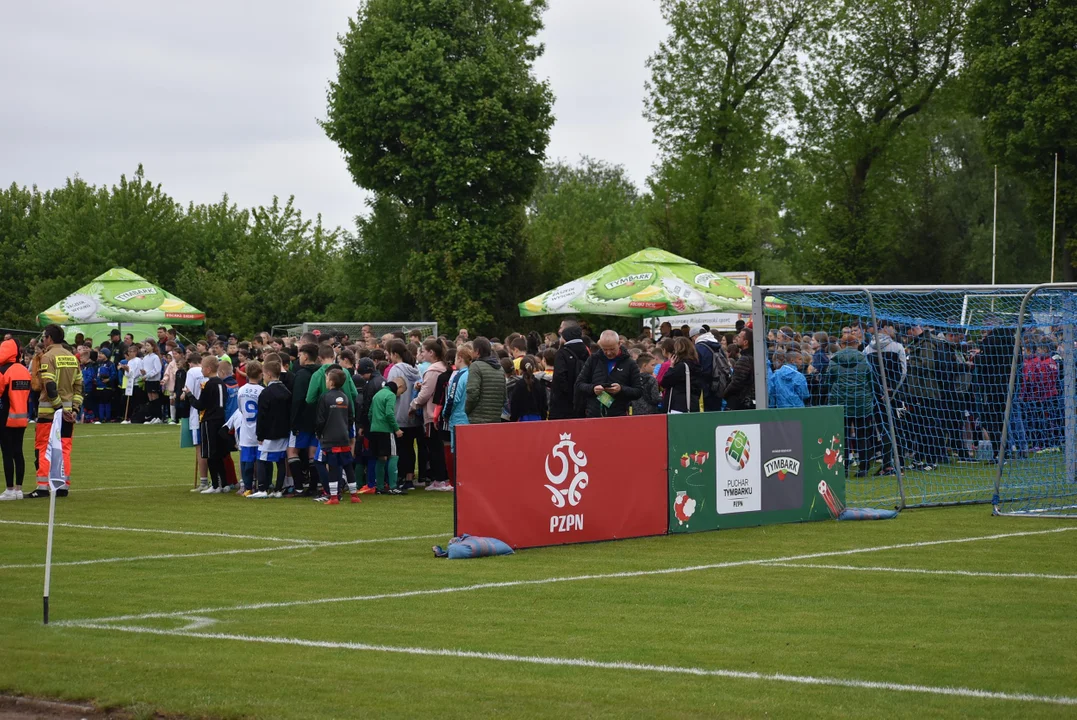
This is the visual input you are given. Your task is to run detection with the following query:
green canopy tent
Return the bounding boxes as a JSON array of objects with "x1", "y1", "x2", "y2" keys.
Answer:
[
  {"x1": 519, "y1": 248, "x2": 753, "y2": 318},
  {"x1": 37, "y1": 268, "x2": 205, "y2": 341}
]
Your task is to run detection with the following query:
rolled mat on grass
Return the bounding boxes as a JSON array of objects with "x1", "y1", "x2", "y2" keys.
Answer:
[
  {"x1": 433, "y1": 534, "x2": 514, "y2": 559},
  {"x1": 838, "y1": 508, "x2": 899, "y2": 521}
]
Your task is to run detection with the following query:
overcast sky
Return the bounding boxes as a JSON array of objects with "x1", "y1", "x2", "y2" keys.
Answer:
[{"x1": 0, "y1": 1, "x2": 669, "y2": 232}]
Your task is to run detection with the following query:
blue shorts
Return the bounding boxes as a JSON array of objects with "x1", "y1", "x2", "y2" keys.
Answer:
[
  {"x1": 260, "y1": 450, "x2": 287, "y2": 462},
  {"x1": 240, "y1": 446, "x2": 259, "y2": 463},
  {"x1": 313, "y1": 440, "x2": 325, "y2": 462},
  {"x1": 289, "y1": 431, "x2": 317, "y2": 449},
  {"x1": 190, "y1": 428, "x2": 201, "y2": 446},
  {"x1": 326, "y1": 449, "x2": 353, "y2": 468}
]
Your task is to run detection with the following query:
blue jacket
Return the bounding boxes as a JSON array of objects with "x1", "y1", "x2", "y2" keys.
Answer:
[
  {"x1": 82, "y1": 365, "x2": 96, "y2": 394},
  {"x1": 447, "y1": 367, "x2": 470, "y2": 432},
  {"x1": 769, "y1": 364, "x2": 809, "y2": 408},
  {"x1": 95, "y1": 361, "x2": 115, "y2": 390}
]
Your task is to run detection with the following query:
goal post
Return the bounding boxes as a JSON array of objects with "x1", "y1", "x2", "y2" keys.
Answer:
[
  {"x1": 753, "y1": 284, "x2": 1051, "y2": 511},
  {"x1": 270, "y1": 321, "x2": 439, "y2": 340},
  {"x1": 994, "y1": 283, "x2": 1077, "y2": 518}
]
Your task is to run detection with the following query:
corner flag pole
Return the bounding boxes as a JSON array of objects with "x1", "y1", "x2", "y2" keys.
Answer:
[{"x1": 42, "y1": 411, "x2": 66, "y2": 625}]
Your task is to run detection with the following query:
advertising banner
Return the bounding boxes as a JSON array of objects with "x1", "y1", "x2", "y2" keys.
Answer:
[
  {"x1": 455, "y1": 415, "x2": 669, "y2": 549},
  {"x1": 669, "y1": 407, "x2": 845, "y2": 533}
]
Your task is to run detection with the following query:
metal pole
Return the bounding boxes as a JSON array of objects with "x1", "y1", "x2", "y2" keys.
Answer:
[
  {"x1": 864, "y1": 289, "x2": 906, "y2": 509},
  {"x1": 1051, "y1": 153, "x2": 1059, "y2": 283},
  {"x1": 992, "y1": 165, "x2": 998, "y2": 286},
  {"x1": 751, "y1": 285, "x2": 768, "y2": 409},
  {"x1": 995, "y1": 283, "x2": 1077, "y2": 507},
  {"x1": 1065, "y1": 305, "x2": 1076, "y2": 485},
  {"x1": 43, "y1": 487, "x2": 57, "y2": 624}
]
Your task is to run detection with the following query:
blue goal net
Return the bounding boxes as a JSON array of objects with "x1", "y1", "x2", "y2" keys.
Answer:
[{"x1": 753, "y1": 285, "x2": 1077, "y2": 514}]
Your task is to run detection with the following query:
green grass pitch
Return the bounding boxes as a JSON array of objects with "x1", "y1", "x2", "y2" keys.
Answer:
[{"x1": 0, "y1": 424, "x2": 1074, "y2": 718}]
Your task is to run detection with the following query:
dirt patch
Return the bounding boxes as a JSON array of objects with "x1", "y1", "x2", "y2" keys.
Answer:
[{"x1": 0, "y1": 696, "x2": 174, "y2": 720}]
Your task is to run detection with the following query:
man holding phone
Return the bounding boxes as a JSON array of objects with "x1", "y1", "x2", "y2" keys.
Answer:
[{"x1": 575, "y1": 330, "x2": 642, "y2": 418}]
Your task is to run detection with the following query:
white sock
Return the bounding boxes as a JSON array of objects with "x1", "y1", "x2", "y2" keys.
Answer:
[{"x1": 200, "y1": 476, "x2": 208, "y2": 485}]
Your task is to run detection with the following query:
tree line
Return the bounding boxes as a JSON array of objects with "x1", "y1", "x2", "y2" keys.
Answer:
[{"x1": 2, "y1": 0, "x2": 1073, "y2": 336}]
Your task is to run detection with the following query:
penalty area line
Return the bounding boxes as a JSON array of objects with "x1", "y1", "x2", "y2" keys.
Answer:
[
  {"x1": 761, "y1": 562, "x2": 1077, "y2": 580},
  {"x1": 63, "y1": 623, "x2": 1077, "y2": 707},
  {"x1": 64, "y1": 526, "x2": 1077, "y2": 626},
  {"x1": 0, "y1": 519, "x2": 318, "y2": 545},
  {"x1": 0, "y1": 533, "x2": 444, "y2": 571}
]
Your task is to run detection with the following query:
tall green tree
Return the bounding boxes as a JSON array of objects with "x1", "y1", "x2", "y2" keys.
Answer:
[
  {"x1": 644, "y1": 0, "x2": 826, "y2": 276},
  {"x1": 964, "y1": 0, "x2": 1077, "y2": 280},
  {"x1": 322, "y1": 0, "x2": 554, "y2": 332},
  {"x1": 525, "y1": 158, "x2": 648, "y2": 289},
  {"x1": 796, "y1": 0, "x2": 969, "y2": 283}
]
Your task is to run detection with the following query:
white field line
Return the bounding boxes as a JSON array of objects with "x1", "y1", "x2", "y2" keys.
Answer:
[
  {"x1": 762, "y1": 562, "x2": 1077, "y2": 580},
  {"x1": 65, "y1": 526, "x2": 1077, "y2": 626},
  {"x1": 75, "y1": 431, "x2": 176, "y2": 439},
  {"x1": 63, "y1": 623, "x2": 1077, "y2": 707},
  {"x1": 0, "y1": 533, "x2": 443, "y2": 571},
  {"x1": 78, "y1": 484, "x2": 190, "y2": 492},
  {"x1": 0, "y1": 520, "x2": 317, "y2": 545}
]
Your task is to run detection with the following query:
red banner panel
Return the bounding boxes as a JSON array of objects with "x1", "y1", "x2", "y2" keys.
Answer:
[{"x1": 455, "y1": 415, "x2": 669, "y2": 549}]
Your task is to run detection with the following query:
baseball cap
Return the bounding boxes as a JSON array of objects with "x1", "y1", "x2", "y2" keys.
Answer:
[
  {"x1": 358, "y1": 357, "x2": 376, "y2": 375},
  {"x1": 688, "y1": 325, "x2": 704, "y2": 338}
]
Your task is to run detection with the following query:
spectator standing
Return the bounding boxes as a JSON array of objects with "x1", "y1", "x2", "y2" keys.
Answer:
[
  {"x1": 549, "y1": 320, "x2": 589, "y2": 420},
  {"x1": 465, "y1": 337, "x2": 507, "y2": 424},
  {"x1": 0, "y1": 339, "x2": 31, "y2": 500},
  {"x1": 826, "y1": 333, "x2": 877, "y2": 477},
  {"x1": 411, "y1": 338, "x2": 451, "y2": 490},
  {"x1": 510, "y1": 355, "x2": 547, "y2": 421},
  {"x1": 768, "y1": 351, "x2": 809, "y2": 408},
  {"x1": 659, "y1": 337, "x2": 702, "y2": 413},
  {"x1": 723, "y1": 329, "x2": 755, "y2": 411},
  {"x1": 386, "y1": 340, "x2": 421, "y2": 489},
  {"x1": 689, "y1": 325, "x2": 728, "y2": 411},
  {"x1": 575, "y1": 330, "x2": 642, "y2": 418},
  {"x1": 632, "y1": 353, "x2": 662, "y2": 415}
]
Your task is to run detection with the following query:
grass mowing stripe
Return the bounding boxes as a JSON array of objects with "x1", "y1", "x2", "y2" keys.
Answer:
[
  {"x1": 63, "y1": 623, "x2": 1077, "y2": 708},
  {"x1": 67, "y1": 526, "x2": 1077, "y2": 626},
  {"x1": 0, "y1": 519, "x2": 318, "y2": 544},
  {"x1": 0, "y1": 533, "x2": 444, "y2": 571},
  {"x1": 762, "y1": 562, "x2": 1077, "y2": 580}
]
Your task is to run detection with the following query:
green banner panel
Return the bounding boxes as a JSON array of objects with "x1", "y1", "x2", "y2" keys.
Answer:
[{"x1": 668, "y1": 406, "x2": 846, "y2": 533}]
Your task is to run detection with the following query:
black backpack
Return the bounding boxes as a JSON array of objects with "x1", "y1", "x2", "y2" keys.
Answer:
[
  {"x1": 432, "y1": 366, "x2": 454, "y2": 429},
  {"x1": 704, "y1": 342, "x2": 732, "y2": 396}
]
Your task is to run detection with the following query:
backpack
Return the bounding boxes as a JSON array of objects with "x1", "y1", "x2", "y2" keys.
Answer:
[
  {"x1": 431, "y1": 366, "x2": 454, "y2": 427},
  {"x1": 704, "y1": 342, "x2": 732, "y2": 397}
]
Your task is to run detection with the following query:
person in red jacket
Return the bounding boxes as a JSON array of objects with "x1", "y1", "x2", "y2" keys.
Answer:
[{"x1": 0, "y1": 338, "x2": 32, "y2": 500}]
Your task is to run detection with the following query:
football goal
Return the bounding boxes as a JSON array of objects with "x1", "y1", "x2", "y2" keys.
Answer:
[{"x1": 750, "y1": 284, "x2": 1077, "y2": 513}]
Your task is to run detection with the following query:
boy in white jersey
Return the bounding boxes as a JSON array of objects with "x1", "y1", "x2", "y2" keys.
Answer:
[
  {"x1": 228, "y1": 361, "x2": 264, "y2": 496},
  {"x1": 184, "y1": 351, "x2": 209, "y2": 492}
]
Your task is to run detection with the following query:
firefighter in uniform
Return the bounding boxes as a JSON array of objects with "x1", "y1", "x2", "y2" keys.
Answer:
[{"x1": 28, "y1": 325, "x2": 82, "y2": 498}]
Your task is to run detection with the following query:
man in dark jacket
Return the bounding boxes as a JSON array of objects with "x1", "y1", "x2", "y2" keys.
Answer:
[
  {"x1": 690, "y1": 325, "x2": 728, "y2": 411},
  {"x1": 575, "y1": 330, "x2": 642, "y2": 418},
  {"x1": 723, "y1": 329, "x2": 755, "y2": 411},
  {"x1": 287, "y1": 343, "x2": 321, "y2": 495},
  {"x1": 549, "y1": 320, "x2": 590, "y2": 419},
  {"x1": 975, "y1": 324, "x2": 1017, "y2": 461}
]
